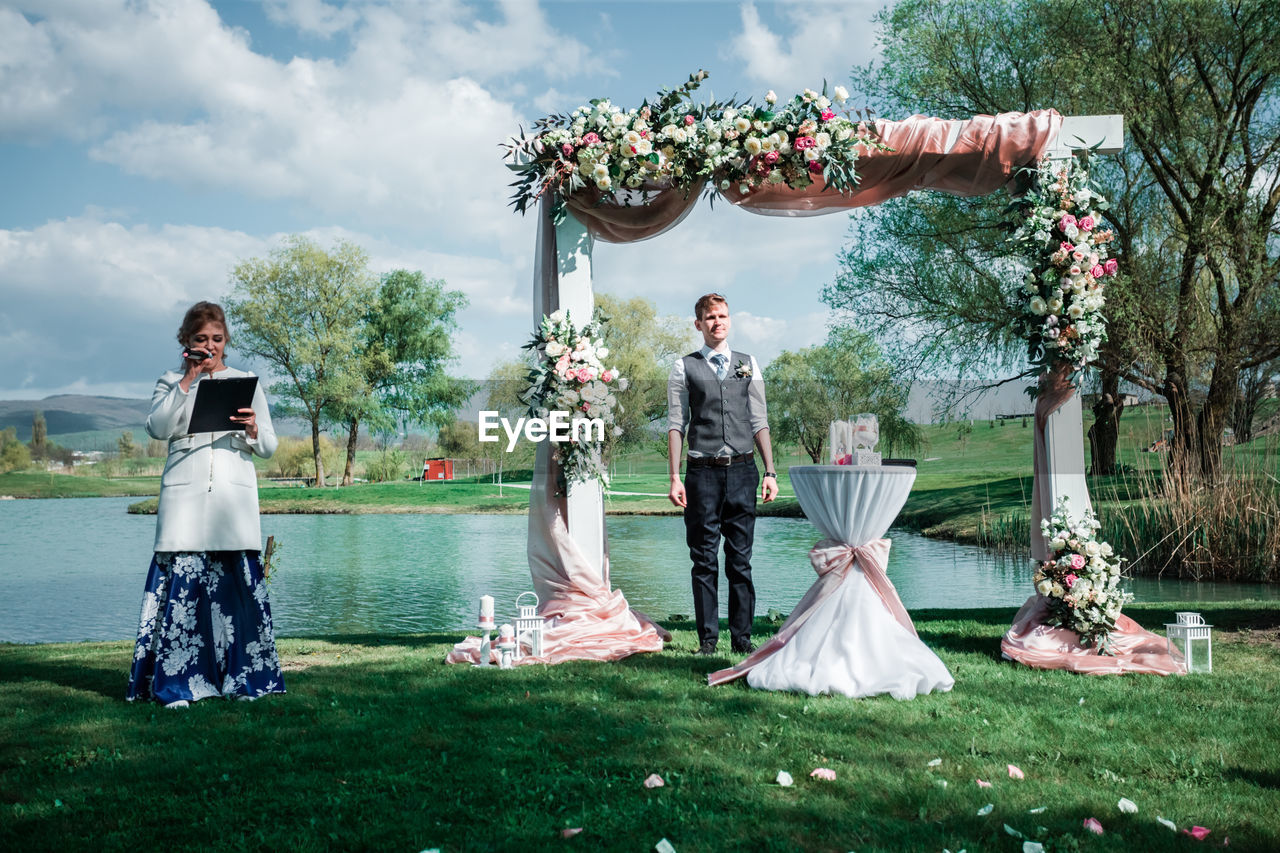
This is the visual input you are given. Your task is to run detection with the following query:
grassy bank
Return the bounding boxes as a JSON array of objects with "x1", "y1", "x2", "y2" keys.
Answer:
[{"x1": 2, "y1": 602, "x2": 1278, "y2": 852}]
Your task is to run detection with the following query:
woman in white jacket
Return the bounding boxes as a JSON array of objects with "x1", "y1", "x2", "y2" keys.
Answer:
[{"x1": 127, "y1": 301, "x2": 286, "y2": 707}]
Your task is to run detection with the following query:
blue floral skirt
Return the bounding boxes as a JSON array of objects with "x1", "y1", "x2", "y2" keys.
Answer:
[{"x1": 127, "y1": 551, "x2": 285, "y2": 704}]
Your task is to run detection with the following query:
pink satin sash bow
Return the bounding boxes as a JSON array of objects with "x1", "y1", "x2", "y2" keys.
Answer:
[{"x1": 709, "y1": 538, "x2": 915, "y2": 686}]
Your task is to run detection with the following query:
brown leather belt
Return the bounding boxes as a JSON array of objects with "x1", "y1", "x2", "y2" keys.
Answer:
[{"x1": 686, "y1": 453, "x2": 753, "y2": 468}]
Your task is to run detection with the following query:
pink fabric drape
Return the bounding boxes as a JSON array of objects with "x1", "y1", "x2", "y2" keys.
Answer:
[
  {"x1": 446, "y1": 444, "x2": 669, "y2": 666},
  {"x1": 1003, "y1": 362, "x2": 1184, "y2": 676},
  {"x1": 1030, "y1": 363, "x2": 1078, "y2": 560},
  {"x1": 723, "y1": 110, "x2": 1063, "y2": 215},
  {"x1": 708, "y1": 538, "x2": 914, "y2": 686},
  {"x1": 564, "y1": 181, "x2": 705, "y2": 244},
  {"x1": 1001, "y1": 595, "x2": 1186, "y2": 676}
]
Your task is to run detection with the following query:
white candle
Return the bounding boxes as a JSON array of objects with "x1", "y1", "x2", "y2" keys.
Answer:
[{"x1": 479, "y1": 595, "x2": 494, "y2": 620}]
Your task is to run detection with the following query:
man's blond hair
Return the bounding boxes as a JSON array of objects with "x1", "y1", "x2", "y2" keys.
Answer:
[{"x1": 694, "y1": 293, "x2": 729, "y2": 321}]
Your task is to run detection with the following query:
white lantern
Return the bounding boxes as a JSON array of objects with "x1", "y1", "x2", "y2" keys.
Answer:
[
  {"x1": 514, "y1": 591, "x2": 545, "y2": 660},
  {"x1": 1165, "y1": 611, "x2": 1212, "y2": 673}
]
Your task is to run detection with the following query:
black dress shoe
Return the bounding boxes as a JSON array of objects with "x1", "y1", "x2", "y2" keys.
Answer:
[
  {"x1": 695, "y1": 640, "x2": 719, "y2": 655},
  {"x1": 731, "y1": 640, "x2": 756, "y2": 654}
]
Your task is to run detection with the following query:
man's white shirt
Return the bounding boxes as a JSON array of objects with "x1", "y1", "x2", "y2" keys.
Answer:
[{"x1": 667, "y1": 345, "x2": 769, "y2": 457}]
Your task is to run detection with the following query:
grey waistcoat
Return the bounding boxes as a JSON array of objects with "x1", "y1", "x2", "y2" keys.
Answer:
[{"x1": 684, "y1": 351, "x2": 755, "y2": 456}]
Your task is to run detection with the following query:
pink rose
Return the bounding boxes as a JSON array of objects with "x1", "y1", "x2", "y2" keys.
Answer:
[
  {"x1": 1103, "y1": 258, "x2": 1119, "y2": 276},
  {"x1": 576, "y1": 368, "x2": 591, "y2": 383},
  {"x1": 1059, "y1": 213, "x2": 1077, "y2": 230},
  {"x1": 794, "y1": 136, "x2": 816, "y2": 149},
  {"x1": 1078, "y1": 215, "x2": 1096, "y2": 231},
  {"x1": 1083, "y1": 818, "x2": 1104, "y2": 836},
  {"x1": 764, "y1": 150, "x2": 780, "y2": 164},
  {"x1": 820, "y1": 109, "x2": 835, "y2": 121},
  {"x1": 684, "y1": 114, "x2": 695, "y2": 125},
  {"x1": 601, "y1": 370, "x2": 613, "y2": 382},
  {"x1": 808, "y1": 160, "x2": 824, "y2": 174},
  {"x1": 1070, "y1": 553, "x2": 1085, "y2": 570},
  {"x1": 1063, "y1": 572, "x2": 1078, "y2": 588},
  {"x1": 1060, "y1": 241, "x2": 1074, "y2": 253},
  {"x1": 561, "y1": 143, "x2": 573, "y2": 157},
  {"x1": 1090, "y1": 264, "x2": 1105, "y2": 279},
  {"x1": 557, "y1": 354, "x2": 570, "y2": 370},
  {"x1": 582, "y1": 132, "x2": 600, "y2": 145}
]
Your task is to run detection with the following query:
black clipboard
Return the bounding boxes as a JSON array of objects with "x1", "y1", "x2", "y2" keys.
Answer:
[{"x1": 188, "y1": 376, "x2": 259, "y2": 433}]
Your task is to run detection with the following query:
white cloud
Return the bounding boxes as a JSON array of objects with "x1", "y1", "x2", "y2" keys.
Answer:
[
  {"x1": 0, "y1": 1, "x2": 598, "y2": 241},
  {"x1": 0, "y1": 215, "x2": 533, "y2": 396},
  {"x1": 727, "y1": 1, "x2": 885, "y2": 96}
]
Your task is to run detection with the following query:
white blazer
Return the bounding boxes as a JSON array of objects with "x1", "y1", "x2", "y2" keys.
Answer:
[{"x1": 146, "y1": 367, "x2": 278, "y2": 553}]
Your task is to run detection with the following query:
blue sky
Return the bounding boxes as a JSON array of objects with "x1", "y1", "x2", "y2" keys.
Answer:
[{"x1": 0, "y1": 0, "x2": 889, "y2": 400}]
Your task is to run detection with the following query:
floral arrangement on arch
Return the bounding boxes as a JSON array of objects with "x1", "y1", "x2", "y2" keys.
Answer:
[
  {"x1": 1034, "y1": 497, "x2": 1133, "y2": 652},
  {"x1": 522, "y1": 309, "x2": 626, "y2": 488},
  {"x1": 504, "y1": 71, "x2": 890, "y2": 215},
  {"x1": 1009, "y1": 153, "x2": 1118, "y2": 382}
]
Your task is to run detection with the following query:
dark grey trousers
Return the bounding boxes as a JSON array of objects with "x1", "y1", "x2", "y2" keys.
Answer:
[{"x1": 684, "y1": 460, "x2": 757, "y2": 647}]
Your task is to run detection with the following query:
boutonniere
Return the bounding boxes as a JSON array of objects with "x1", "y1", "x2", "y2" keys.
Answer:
[{"x1": 735, "y1": 359, "x2": 753, "y2": 378}]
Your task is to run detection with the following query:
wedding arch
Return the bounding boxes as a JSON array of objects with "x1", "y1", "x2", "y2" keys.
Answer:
[{"x1": 451, "y1": 75, "x2": 1176, "y2": 672}]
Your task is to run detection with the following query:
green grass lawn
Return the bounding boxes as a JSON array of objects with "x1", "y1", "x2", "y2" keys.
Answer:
[{"x1": 2, "y1": 602, "x2": 1277, "y2": 852}]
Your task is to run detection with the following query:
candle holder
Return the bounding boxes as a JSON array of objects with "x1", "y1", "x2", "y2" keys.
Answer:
[
  {"x1": 475, "y1": 594, "x2": 496, "y2": 667},
  {"x1": 497, "y1": 624, "x2": 517, "y2": 669}
]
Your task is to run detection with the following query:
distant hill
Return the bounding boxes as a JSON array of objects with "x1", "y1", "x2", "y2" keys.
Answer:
[{"x1": 0, "y1": 395, "x2": 151, "y2": 441}]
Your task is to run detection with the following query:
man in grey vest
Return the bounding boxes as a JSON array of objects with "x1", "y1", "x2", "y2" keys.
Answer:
[{"x1": 667, "y1": 293, "x2": 778, "y2": 655}]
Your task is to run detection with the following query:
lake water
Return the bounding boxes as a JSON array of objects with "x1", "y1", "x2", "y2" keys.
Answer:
[{"x1": 1, "y1": 497, "x2": 1276, "y2": 644}]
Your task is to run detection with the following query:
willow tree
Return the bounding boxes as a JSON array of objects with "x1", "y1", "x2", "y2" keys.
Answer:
[{"x1": 828, "y1": 0, "x2": 1280, "y2": 483}]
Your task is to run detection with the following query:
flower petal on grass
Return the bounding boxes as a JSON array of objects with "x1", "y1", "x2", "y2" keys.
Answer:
[
  {"x1": 1157, "y1": 817, "x2": 1178, "y2": 832},
  {"x1": 1023, "y1": 843, "x2": 1045, "y2": 853},
  {"x1": 809, "y1": 768, "x2": 837, "y2": 781},
  {"x1": 560, "y1": 828, "x2": 582, "y2": 839},
  {"x1": 977, "y1": 804, "x2": 994, "y2": 816},
  {"x1": 1182, "y1": 826, "x2": 1211, "y2": 841},
  {"x1": 1118, "y1": 797, "x2": 1138, "y2": 814},
  {"x1": 1008, "y1": 764, "x2": 1025, "y2": 779},
  {"x1": 1028, "y1": 807, "x2": 1047, "y2": 815},
  {"x1": 1083, "y1": 818, "x2": 1104, "y2": 835},
  {"x1": 776, "y1": 771, "x2": 794, "y2": 787},
  {"x1": 927, "y1": 757, "x2": 943, "y2": 767},
  {"x1": 643, "y1": 774, "x2": 664, "y2": 789},
  {"x1": 976, "y1": 779, "x2": 992, "y2": 788}
]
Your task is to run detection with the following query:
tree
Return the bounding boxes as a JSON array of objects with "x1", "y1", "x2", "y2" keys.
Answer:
[
  {"x1": 828, "y1": 0, "x2": 1280, "y2": 485},
  {"x1": 225, "y1": 236, "x2": 375, "y2": 487},
  {"x1": 765, "y1": 328, "x2": 922, "y2": 462},
  {"x1": 592, "y1": 293, "x2": 697, "y2": 461},
  {"x1": 1, "y1": 427, "x2": 31, "y2": 473},
  {"x1": 28, "y1": 410, "x2": 46, "y2": 458},
  {"x1": 117, "y1": 430, "x2": 138, "y2": 459},
  {"x1": 335, "y1": 270, "x2": 471, "y2": 486}
]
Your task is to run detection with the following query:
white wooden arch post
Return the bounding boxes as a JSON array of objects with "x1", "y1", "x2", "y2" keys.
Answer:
[
  {"x1": 1032, "y1": 114, "x2": 1124, "y2": 554},
  {"x1": 511, "y1": 113, "x2": 1123, "y2": 581}
]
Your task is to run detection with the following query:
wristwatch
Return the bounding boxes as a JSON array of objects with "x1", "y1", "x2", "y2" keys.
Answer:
[{"x1": 763, "y1": 471, "x2": 777, "y2": 479}]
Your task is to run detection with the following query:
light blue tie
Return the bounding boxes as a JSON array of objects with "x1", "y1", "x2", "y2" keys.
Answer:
[{"x1": 711, "y1": 353, "x2": 727, "y2": 380}]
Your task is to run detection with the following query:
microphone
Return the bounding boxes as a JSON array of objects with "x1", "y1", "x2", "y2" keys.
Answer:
[{"x1": 184, "y1": 349, "x2": 211, "y2": 362}]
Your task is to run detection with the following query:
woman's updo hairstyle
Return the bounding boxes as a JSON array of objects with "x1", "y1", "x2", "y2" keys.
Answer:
[{"x1": 176, "y1": 301, "x2": 230, "y2": 348}]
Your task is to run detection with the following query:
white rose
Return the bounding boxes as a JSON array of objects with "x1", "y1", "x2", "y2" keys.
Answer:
[
  {"x1": 549, "y1": 309, "x2": 566, "y2": 323},
  {"x1": 744, "y1": 137, "x2": 762, "y2": 155},
  {"x1": 596, "y1": 347, "x2": 609, "y2": 358},
  {"x1": 1047, "y1": 297, "x2": 1063, "y2": 313},
  {"x1": 634, "y1": 139, "x2": 652, "y2": 155},
  {"x1": 545, "y1": 341, "x2": 566, "y2": 357},
  {"x1": 833, "y1": 85, "x2": 849, "y2": 103},
  {"x1": 1050, "y1": 536, "x2": 1066, "y2": 551},
  {"x1": 765, "y1": 90, "x2": 777, "y2": 104},
  {"x1": 671, "y1": 128, "x2": 688, "y2": 144},
  {"x1": 596, "y1": 176, "x2": 612, "y2": 190},
  {"x1": 1067, "y1": 303, "x2": 1085, "y2": 320},
  {"x1": 815, "y1": 132, "x2": 831, "y2": 148},
  {"x1": 816, "y1": 96, "x2": 830, "y2": 109},
  {"x1": 1051, "y1": 582, "x2": 1065, "y2": 598},
  {"x1": 1029, "y1": 296, "x2": 1047, "y2": 315},
  {"x1": 1064, "y1": 224, "x2": 1079, "y2": 240},
  {"x1": 804, "y1": 147, "x2": 820, "y2": 161},
  {"x1": 734, "y1": 117, "x2": 752, "y2": 133},
  {"x1": 803, "y1": 88, "x2": 819, "y2": 100},
  {"x1": 611, "y1": 112, "x2": 629, "y2": 127},
  {"x1": 1035, "y1": 579, "x2": 1053, "y2": 596},
  {"x1": 592, "y1": 163, "x2": 608, "y2": 180}
]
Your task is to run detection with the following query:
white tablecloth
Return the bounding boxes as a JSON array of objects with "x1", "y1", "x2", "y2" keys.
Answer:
[{"x1": 743, "y1": 466, "x2": 955, "y2": 699}]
